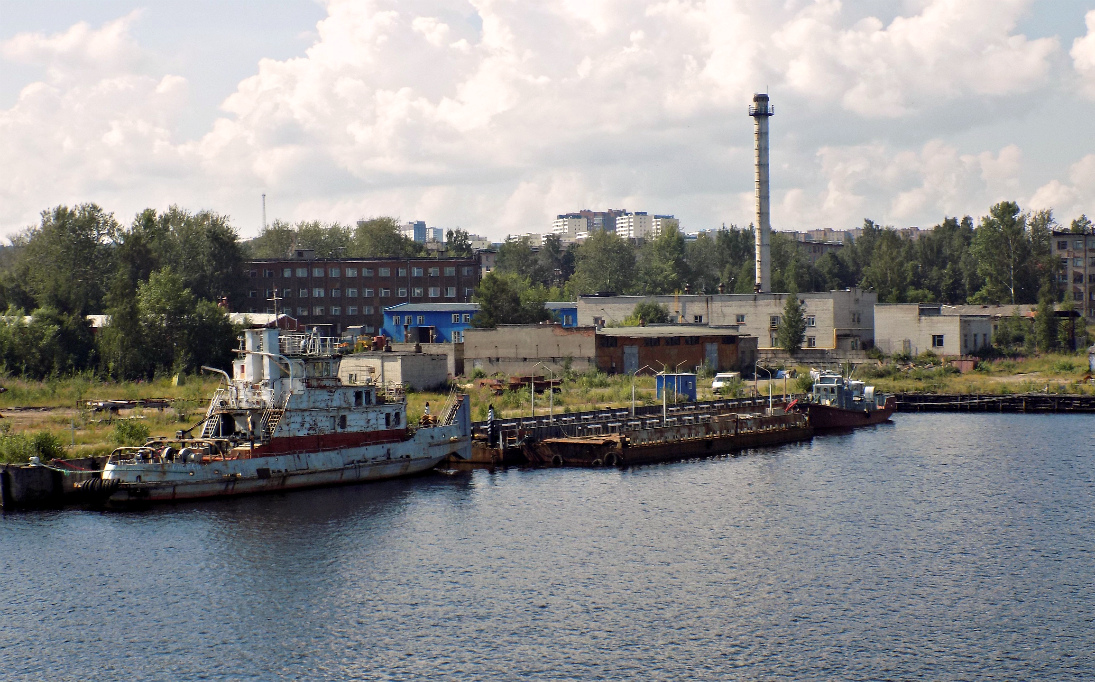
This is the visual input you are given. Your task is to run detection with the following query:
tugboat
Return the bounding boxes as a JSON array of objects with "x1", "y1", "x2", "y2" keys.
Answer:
[
  {"x1": 94, "y1": 327, "x2": 471, "y2": 505},
  {"x1": 789, "y1": 372, "x2": 895, "y2": 430}
]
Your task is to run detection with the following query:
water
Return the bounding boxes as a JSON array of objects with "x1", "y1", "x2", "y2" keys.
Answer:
[{"x1": 3, "y1": 413, "x2": 1094, "y2": 680}]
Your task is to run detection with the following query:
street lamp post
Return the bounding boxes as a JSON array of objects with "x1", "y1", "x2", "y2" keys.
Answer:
[
  {"x1": 630, "y1": 364, "x2": 657, "y2": 416},
  {"x1": 755, "y1": 362, "x2": 774, "y2": 414},
  {"x1": 533, "y1": 362, "x2": 556, "y2": 424}
]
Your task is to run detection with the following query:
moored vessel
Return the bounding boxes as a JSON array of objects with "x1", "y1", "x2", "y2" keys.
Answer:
[
  {"x1": 95, "y1": 327, "x2": 471, "y2": 505},
  {"x1": 790, "y1": 372, "x2": 895, "y2": 430}
]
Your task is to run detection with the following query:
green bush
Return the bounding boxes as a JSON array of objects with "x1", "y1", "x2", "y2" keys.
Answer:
[
  {"x1": 110, "y1": 419, "x2": 150, "y2": 446},
  {"x1": 469, "y1": 368, "x2": 487, "y2": 380},
  {"x1": 0, "y1": 425, "x2": 67, "y2": 464}
]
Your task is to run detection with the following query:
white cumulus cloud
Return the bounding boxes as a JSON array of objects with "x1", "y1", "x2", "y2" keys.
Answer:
[{"x1": 1072, "y1": 10, "x2": 1095, "y2": 98}]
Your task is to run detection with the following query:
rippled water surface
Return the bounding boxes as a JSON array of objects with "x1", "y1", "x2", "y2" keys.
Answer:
[{"x1": 3, "y1": 413, "x2": 1094, "y2": 680}]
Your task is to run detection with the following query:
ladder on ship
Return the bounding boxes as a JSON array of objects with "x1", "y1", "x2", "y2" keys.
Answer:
[
  {"x1": 259, "y1": 408, "x2": 284, "y2": 439},
  {"x1": 201, "y1": 413, "x2": 221, "y2": 439}
]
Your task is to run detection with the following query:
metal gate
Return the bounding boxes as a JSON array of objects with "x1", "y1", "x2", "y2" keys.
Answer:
[
  {"x1": 624, "y1": 345, "x2": 639, "y2": 374},
  {"x1": 704, "y1": 343, "x2": 719, "y2": 371}
]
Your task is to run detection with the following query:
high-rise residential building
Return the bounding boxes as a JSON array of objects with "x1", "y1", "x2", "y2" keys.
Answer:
[
  {"x1": 651, "y1": 215, "x2": 679, "y2": 237},
  {"x1": 614, "y1": 212, "x2": 654, "y2": 239},
  {"x1": 552, "y1": 213, "x2": 590, "y2": 237},
  {"x1": 552, "y1": 209, "x2": 628, "y2": 237},
  {"x1": 401, "y1": 220, "x2": 427, "y2": 242}
]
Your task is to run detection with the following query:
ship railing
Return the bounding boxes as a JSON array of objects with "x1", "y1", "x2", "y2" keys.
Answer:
[
  {"x1": 381, "y1": 381, "x2": 405, "y2": 403},
  {"x1": 206, "y1": 388, "x2": 232, "y2": 416},
  {"x1": 278, "y1": 333, "x2": 340, "y2": 358}
]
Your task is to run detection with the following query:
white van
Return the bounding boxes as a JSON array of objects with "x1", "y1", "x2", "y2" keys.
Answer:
[{"x1": 711, "y1": 372, "x2": 741, "y2": 394}]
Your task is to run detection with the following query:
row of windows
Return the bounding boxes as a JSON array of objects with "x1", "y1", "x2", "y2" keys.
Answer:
[
  {"x1": 391, "y1": 314, "x2": 473, "y2": 326},
  {"x1": 768, "y1": 315, "x2": 817, "y2": 328},
  {"x1": 250, "y1": 287, "x2": 472, "y2": 299},
  {"x1": 1059, "y1": 257, "x2": 1095, "y2": 267},
  {"x1": 255, "y1": 266, "x2": 474, "y2": 278},
  {"x1": 1057, "y1": 240, "x2": 1094, "y2": 251}
]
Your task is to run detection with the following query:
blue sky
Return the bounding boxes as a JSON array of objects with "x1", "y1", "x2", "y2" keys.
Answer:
[{"x1": 2, "y1": 0, "x2": 1093, "y2": 240}]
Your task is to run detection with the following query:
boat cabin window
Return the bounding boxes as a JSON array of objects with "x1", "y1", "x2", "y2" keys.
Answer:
[
  {"x1": 393, "y1": 412, "x2": 401, "y2": 426},
  {"x1": 339, "y1": 415, "x2": 347, "y2": 430},
  {"x1": 354, "y1": 391, "x2": 363, "y2": 407},
  {"x1": 328, "y1": 416, "x2": 336, "y2": 431},
  {"x1": 385, "y1": 413, "x2": 391, "y2": 427}
]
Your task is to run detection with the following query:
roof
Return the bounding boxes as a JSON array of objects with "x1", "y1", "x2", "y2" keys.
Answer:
[
  {"x1": 383, "y1": 302, "x2": 481, "y2": 312},
  {"x1": 228, "y1": 313, "x2": 298, "y2": 328},
  {"x1": 545, "y1": 301, "x2": 577, "y2": 310},
  {"x1": 598, "y1": 324, "x2": 741, "y2": 337}
]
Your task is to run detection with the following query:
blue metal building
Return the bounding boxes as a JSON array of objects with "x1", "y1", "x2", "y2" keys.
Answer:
[
  {"x1": 382, "y1": 302, "x2": 480, "y2": 343},
  {"x1": 656, "y1": 373, "x2": 697, "y2": 401},
  {"x1": 546, "y1": 302, "x2": 579, "y2": 327}
]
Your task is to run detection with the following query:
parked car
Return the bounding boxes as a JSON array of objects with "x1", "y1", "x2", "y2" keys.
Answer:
[{"x1": 711, "y1": 372, "x2": 741, "y2": 394}]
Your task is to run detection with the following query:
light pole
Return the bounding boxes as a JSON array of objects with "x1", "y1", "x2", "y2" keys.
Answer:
[
  {"x1": 755, "y1": 362, "x2": 773, "y2": 413},
  {"x1": 533, "y1": 362, "x2": 556, "y2": 424},
  {"x1": 630, "y1": 365, "x2": 657, "y2": 416}
]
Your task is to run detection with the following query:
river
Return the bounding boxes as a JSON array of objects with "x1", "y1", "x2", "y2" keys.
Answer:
[{"x1": 2, "y1": 413, "x2": 1093, "y2": 680}]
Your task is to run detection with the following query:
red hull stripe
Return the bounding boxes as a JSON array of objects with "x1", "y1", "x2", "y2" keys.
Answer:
[{"x1": 247, "y1": 429, "x2": 409, "y2": 456}]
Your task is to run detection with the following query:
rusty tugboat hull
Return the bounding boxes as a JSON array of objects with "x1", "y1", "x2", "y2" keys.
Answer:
[
  {"x1": 96, "y1": 328, "x2": 471, "y2": 507},
  {"x1": 799, "y1": 398, "x2": 895, "y2": 430}
]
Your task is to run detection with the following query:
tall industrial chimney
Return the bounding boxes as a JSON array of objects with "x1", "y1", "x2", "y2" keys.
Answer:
[{"x1": 749, "y1": 93, "x2": 773, "y2": 293}]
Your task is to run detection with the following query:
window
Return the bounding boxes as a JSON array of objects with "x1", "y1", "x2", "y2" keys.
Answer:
[
  {"x1": 364, "y1": 325, "x2": 375, "y2": 333},
  {"x1": 453, "y1": 330, "x2": 464, "y2": 342},
  {"x1": 405, "y1": 315, "x2": 414, "y2": 325},
  {"x1": 462, "y1": 267, "x2": 473, "y2": 276},
  {"x1": 446, "y1": 287, "x2": 456, "y2": 297},
  {"x1": 412, "y1": 267, "x2": 424, "y2": 276},
  {"x1": 1075, "y1": 291, "x2": 1084, "y2": 301},
  {"x1": 313, "y1": 306, "x2": 324, "y2": 315},
  {"x1": 1075, "y1": 258, "x2": 1085, "y2": 267},
  {"x1": 392, "y1": 315, "x2": 400, "y2": 325},
  {"x1": 313, "y1": 267, "x2": 324, "y2": 277},
  {"x1": 412, "y1": 287, "x2": 423, "y2": 297},
  {"x1": 282, "y1": 289, "x2": 292, "y2": 298},
  {"x1": 444, "y1": 267, "x2": 455, "y2": 276},
  {"x1": 398, "y1": 287, "x2": 408, "y2": 297},
  {"x1": 735, "y1": 314, "x2": 745, "y2": 323},
  {"x1": 297, "y1": 307, "x2": 307, "y2": 316},
  {"x1": 331, "y1": 306, "x2": 341, "y2": 315},
  {"x1": 807, "y1": 336, "x2": 816, "y2": 348},
  {"x1": 347, "y1": 288, "x2": 358, "y2": 297},
  {"x1": 462, "y1": 314, "x2": 471, "y2": 323},
  {"x1": 417, "y1": 315, "x2": 425, "y2": 325},
  {"x1": 1058, "y1": 240, "x2": 1069, "y2": 250},
  {"x1": 665, "y1": 337, "x2": 681, "y2": 346},
  {"x1": 348, "y1": 306, "x2": 358, "y2": 315},
  {"x1": 931, "y1": 334, "x2": 944, "y2": 348},
  {"x1": 363, "y1": 268, "x2": 373, "y2": 277},
  {"x1": 465, "y1": 288, "x2": 474, "y2": 298},
  {"x1": 364, "y1": 306, "x2": 374, "y2": 315},
  {"x1": 299, "y1": 289, "x2": 309, "y2": 297},
  {"x1": 379, "y1": 267, "x2": 390, "y2": 277},
  {"x1": 806, "y1": 315, "x2": 816, "y2": 327},
  {"x1": 398, "y1": 268, "x2": 407, "y2": 277},
  {"x1": 331, "y1": 288, "x2": 341, "y2": 297},
  {"x1": 264, "y1": 289, "x2": 273, "y2": 298},
  {"x1": 769, "y1": 315, "x2": 781, "y2": 329},
  {"x1": 1059, "y1": 273, "x2": 1069, "y2": 282},
  {"x1": 1060, "y1": 257, "x2": 1070, "y2": 267},
  {"x1": 296, "y1": 267, "x2": 307, "y2": 277},
  {"x1": 643, "y1": 338, "x2": 661, "y2": 346},
  {"x1": 249, "y1": 270, "x2": 257, "y2": 278},
  {"x1": 563, "y1": 315, "x2": 573, "y2": 325},
  {"x1": 329, "y1": 267, "x2": 341, "y2": 277},
  {"x1": 693, "y1": 315, "x2": 703, "y2": 323},
  {"x1": 283, "y1": 268, "x2": 293, "y2": 277},
  {"x1": 429, "y1": 267, "x2": 440, "y2": 276},
  {"x1": 428, "y1": 287, "x2": 440, "y2": 297},
  {"x1": 364, "y1": 288, "x2": 374, "y2": 297},
  {"x1": 248, "y1": 290, "x2": 258, "y2": 298},
  {"x1": 1076, "y1": 241, "x2": 1084, "y2": 250},
  {"x1": 263, "y1": 269, "x2": 275, "y2": 278},
  {"x1": 380, "y1": 288, "x2": 390, "y2": 297},
  {"x1": 313, "y1": 288, "x2": 325, "y2": 298},
  {"x1": 1075, "y1": 272, "x2": 1085, "y2": 283},
  {"x1": 452, "y1": 314, "x2": 461, "y2": 323}
]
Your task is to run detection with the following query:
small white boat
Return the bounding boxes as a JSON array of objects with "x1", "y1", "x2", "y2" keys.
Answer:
[{"x1": 97, "y1": 327, "x2": 471, "y2": 505}]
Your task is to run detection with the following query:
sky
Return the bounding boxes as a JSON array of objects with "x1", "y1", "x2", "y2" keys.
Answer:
[{"x1": 1, "y1": 0, "x2": 1094, "y2": 241}]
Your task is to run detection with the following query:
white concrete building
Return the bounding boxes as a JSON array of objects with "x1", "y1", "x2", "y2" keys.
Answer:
[
  {"x1": 614, "y1": 212, "x2": 654, "y2": 239},
  {"x1": 874, "y1": 304, "x2": 992, "y2": 356},
  {"x1": 552, "y1": 214, "x2": 589, "y2": 237},
  {"x1": 651, "y1": 215, "x2": 679, "y2": 237},
  {"x1": 576, "y1": 289, "x2": 876, "y2": 350}
]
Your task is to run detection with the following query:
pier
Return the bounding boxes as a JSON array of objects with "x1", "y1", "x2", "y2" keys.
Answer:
[{"x1": 894, "y1": 393, "x2": 1095, "y2": 413}]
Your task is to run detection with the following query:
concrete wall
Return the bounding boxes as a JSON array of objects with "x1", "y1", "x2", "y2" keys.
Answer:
[
  {"x1": 340, "y1": 352, "x2": 450, "y2": 390},
  {"x1": 875, "y1": 305, "x2": 993, "y2": 356},
  {"x1": 464, "y1": 324, "x2": 596, "y2": 375},
  {"x1": 577, "y1": 289, "x2": 876, "y2": 350},
  {"x1": 389, "y1": 342, "x2": 464, "y2": 376}
]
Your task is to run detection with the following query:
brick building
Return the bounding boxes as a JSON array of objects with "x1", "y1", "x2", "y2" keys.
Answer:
[{"x1": 242, "y1": 250, "x2": 480, "y2": 334}]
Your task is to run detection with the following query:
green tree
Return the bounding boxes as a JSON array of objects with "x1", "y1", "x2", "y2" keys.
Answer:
[
  {"x1": 354, "y1": 217, "x2": 423, "y2": 257},
  {"x1": 471, "y1": 273, "x2": 551, "y2": 328},
  {"x1": 446, "y1": 229, "x2": 473, "y2": 257},
  {"x1": 97, "y1": 272, "x2": 149, "y2": 379},
  {"x1": 568, "y1": 230, "x2": 636, "y2": 295},
  {"x1": 619, "y1": 301, "x2": 671, "y2": 326},
  {"x1": 776, "y1": 290, "x2": 807, "y2": 354},
  {"x1": 971, "y1": 202, "x2": 1034, "y2": 304},
  {"x1": 636, "y1": 224, "x2": 688, "y2": 295},
  {"x1": 245, "y1": 220, "x2": 297, "y2": 258},
  {"x1": 495, "y1": 237, "x2": 546, "y2": 283},
  {"x1": 537, "y1": 234, "x2": 574, "y2": 287},
  {"x1": 1034, "y1": 285, "x2": 1059, "y2": 352},
  {"x1": 138, "y1": 268, "x2": 235, "y2": 374},
  {"x1": 1070, "y1": 214, "x2": 1093, "y2": 234}
]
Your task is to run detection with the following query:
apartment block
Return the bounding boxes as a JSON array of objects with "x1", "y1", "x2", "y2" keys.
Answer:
[{"x1": 1053, "y1": 231, "x2": 1095, "y2": 318}]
